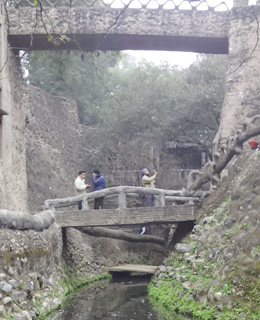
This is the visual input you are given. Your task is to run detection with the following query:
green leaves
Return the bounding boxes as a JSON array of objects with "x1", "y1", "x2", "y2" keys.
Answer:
[{"x1": 25, "y1": 51, "x2": 227, "y2": 172}]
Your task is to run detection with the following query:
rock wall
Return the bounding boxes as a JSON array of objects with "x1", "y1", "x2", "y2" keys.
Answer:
[
  {"x1": 214, "y1": 5, "x2": 260, "y2": 153},
  {"x1": 152, "y1": 150, "x2": 260, "y2": 318},
  {"x1": 0, "y1": 1, "x2": 28, "y2": 211},
  {"x1": 24, "y1": 85, "x2": 89, "y2": 211},
  {"x1": 63, "y1": 228, "x2": 167, "y2": 273},
  {"x1": 0, "y1": 224, "x2": 64, "y2": 318}
]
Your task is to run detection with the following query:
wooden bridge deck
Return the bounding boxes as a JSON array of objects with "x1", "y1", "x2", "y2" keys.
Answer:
[
  {"x1": 54, "y1": 205, "x2": 198, "y2": 227},
  {"x1": 104, "y1": 264, "x2": 158, "y2": 275}
]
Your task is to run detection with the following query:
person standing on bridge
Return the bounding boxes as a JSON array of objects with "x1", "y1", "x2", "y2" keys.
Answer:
[
  {"x1": 141, "y1": 168, "x2": 158, "y2": 207},
  {"x1": 74, "y1": 171, "x2": 91, "y2": 210},
  {"x1": 92, "y1": 169, "x2": 106, "y2": 209}
]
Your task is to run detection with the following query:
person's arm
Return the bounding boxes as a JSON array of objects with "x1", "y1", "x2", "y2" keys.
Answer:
[
  {"x1": 93, "y1": 175, "x2": 105, "y2": 187},
  {"x1": 75, "y1": 179, "x2": 89, "y2": 190},
  {"x1": 142, "y1": 174, "x2": 157, "y2": 183}
]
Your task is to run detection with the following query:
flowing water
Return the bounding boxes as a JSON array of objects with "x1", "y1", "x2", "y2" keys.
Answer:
[{"x1": 49, "y1": 276, "x2": 192, "y2": 320}]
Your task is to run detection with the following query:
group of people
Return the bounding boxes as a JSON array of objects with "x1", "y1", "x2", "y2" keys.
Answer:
[
  {"x1": 74, "y1": 167, "x2": 159, "y2": 211},
  {"x1": 74, "y1": 169, "x2": 106, "y2": 210}
]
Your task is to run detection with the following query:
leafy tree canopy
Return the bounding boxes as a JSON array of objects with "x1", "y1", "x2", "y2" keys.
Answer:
[
  {"x1": 25, "y1": 50, "x2": 120, "y2": 125},
  {"x1": 25, "y1": 50, "x2": 227, "y2": 173}
]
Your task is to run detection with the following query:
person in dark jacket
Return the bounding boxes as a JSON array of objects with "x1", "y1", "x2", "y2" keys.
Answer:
[{"x1": 92, "y1": 169, "x2": 106, "y2": 209}]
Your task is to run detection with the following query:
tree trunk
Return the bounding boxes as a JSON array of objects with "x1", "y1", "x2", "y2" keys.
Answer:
[{"x1": 78, "y1": 226, "x2": 165, "y2": 246}]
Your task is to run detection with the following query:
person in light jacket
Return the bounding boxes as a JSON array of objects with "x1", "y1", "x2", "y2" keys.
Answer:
[
  {"x1": 92, "y1": 169, "x2": 106, "y2": 209},
  {"x1": 74, "y1": 171, "x2": 91, "y2": 210},
  {"x1": 141, "y1": 168, "x2": 158, "y2": 207}
]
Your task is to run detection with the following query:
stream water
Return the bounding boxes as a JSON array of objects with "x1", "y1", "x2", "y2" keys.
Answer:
[{"x1": 49, "y1": 276, "x2": 192, "y2": 320}]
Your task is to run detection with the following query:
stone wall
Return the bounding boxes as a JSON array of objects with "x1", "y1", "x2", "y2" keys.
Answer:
[
  {"x1": 213, "y1": 5, "x2": 260, "y2": 153},
  {"x1": 0, "y1": 224, "x2": 64, "y2": 318},
  {"x1": 24, "y1": 85, "x2": 89, "y2": 211},
  {"x1": 0, "y1": 1, "x2": 28, "y2": 211},
  {"x1": 63, "y1": 228, "x2": 167, "y2": 272},
  {"x1": 152, "y1": 151, "x2": 260, "y2": 318}
]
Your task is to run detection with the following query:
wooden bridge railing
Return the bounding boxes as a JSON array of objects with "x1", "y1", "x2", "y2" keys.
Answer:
[{"x1": 44, "y1": 186, "x2": 201, "y2": 211}]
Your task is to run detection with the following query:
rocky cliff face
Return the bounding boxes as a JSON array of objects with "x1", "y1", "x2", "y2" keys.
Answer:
[
  {"x1": 24, "y1": 85, "x2": 89, "y2": 211},
  {"x1": 214, "y1": 6, "x2": 260, "y2": 154},
  {"x1": 0, "y1": 49, "x2": 28, "y2": 212},
  {"x1": 0, "y1": 224, "x2": 64, "y2": 318},
  {"x1": 63, "y1": 227, "x2": 167, "y2": 273},
  {"x1": 152, "y1": 150, "x2": 260, "y2": 319}
]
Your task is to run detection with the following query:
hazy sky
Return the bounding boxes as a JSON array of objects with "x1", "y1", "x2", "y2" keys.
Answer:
[{"x1": 125, "y1": 50, "x2": 198, "y2": 68}]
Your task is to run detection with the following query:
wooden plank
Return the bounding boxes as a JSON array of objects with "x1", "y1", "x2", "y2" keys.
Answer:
[
  {"x1": 54, "y1": 205, "x2": 198, "y2": 227},
  {"x1": 104, "y1": 264, "x2": 158, "y2": 274}
]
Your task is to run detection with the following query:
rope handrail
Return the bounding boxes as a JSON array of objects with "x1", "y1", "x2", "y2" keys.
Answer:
[{"x1": 44, "y1": 185, "x2": 202, "y2": 210}]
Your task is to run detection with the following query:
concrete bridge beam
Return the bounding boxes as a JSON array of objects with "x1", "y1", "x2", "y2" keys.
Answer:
[{"x1": 7, "y1": 7, "x2": 229, "y2": 53}]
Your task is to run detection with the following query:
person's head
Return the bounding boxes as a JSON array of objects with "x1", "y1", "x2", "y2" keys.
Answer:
[
  {"x1": 141, "y1": 168, "x2": 149, "y2": 176},
  {"x1": 78, "y1": 171, "x2": 86, "y2": 179},
  {"x1": 92, "y1": 169, "x2": 100, "y2": 177}
]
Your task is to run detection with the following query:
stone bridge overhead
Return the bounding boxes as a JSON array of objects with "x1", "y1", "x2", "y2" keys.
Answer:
[{"x1": 6, "y1": 0, "x2": 230, "y2": 53}]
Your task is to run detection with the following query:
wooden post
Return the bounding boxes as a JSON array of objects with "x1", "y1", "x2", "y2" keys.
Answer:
[
  {"x1": 44, "y1": 200, "x2": 55, "y2": 211},
  {"x1": 158, "y1": 193, "x2": 165, "y2": 207},
  {"x1": 82, "y1": 197, "x2": 89, "y2": 210},
  {"x1": 154, "y1": 195, "x2": 159, "y2": 207},
  {"x1": 118, "y1": 191, "x2": 126, "y2": 209}
]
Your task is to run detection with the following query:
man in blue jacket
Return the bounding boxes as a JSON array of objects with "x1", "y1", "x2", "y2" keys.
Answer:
[{"x1": 92, "y1": 169, "x2": 106, "y2": 209}]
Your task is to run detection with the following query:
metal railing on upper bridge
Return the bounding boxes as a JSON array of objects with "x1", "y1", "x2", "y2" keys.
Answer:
[{"x1": 5, "y1": 0, "x2": 232, "y2": 11}]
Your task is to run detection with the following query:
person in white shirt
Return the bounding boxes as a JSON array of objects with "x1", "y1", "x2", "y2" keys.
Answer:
[{"x1": 74, "y1": 171, "x2": 91, "y2": 210}]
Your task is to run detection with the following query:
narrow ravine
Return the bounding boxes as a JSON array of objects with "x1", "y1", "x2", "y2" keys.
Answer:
[{"x1": 49, "y1": 276, "x2": 192, "y2": 320}]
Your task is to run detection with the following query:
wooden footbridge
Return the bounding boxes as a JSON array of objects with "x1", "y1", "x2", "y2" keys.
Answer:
[
  {"x1": 105, "y1": 264, "x2": 158, "y2": 275},
  {"x1": 44, "y1": 186, "x2": 202, "y2": 228}
]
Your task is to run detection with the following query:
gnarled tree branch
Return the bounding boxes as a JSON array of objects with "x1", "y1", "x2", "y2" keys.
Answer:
[
  {"x1": 78, "y1": 226, "x2": 165, "y2": 246},
  {"x1": 186, "y1": 115, "x2": 260, "y2": 191}
]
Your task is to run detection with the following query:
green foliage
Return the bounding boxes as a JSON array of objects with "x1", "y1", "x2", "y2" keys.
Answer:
[
  {"x1": 149, "y1": 261, "x2": 260, "y2": 320},
  {"x1": 252, "y1": 245, "x2": 259, "y2": 258},
  {"x1": 222, "y1": 283, "x2": 233, "y2": 296},
  {"x1": 148, "y1": 280, "x2": 216, "y2": 320},
  {"x1": 214, "y1": 196, "x2": 231, "y2": 227},
  {"x1": 191, "y1": 241, "x2": 198, "y2": 253},
  {"x1": 92, "y1": 54, "x2": 227, "y2": 171},
  {"x1": 225, "y1": 228, "x2": 233, "y2": 235},
  {"x1": 216, "y1": 196, "x2": 231, "y2": 216},
  {"x1": 243, "y1": 223, "x2": 249, "y2": 230},
  {"x1": 60, "y1": 270, "x2": 110, "y2": 294},
  {"x1": 25, "y1": 50, "x2": 120, "y2": 126},
  {"x1": 150, "y1": 229, "x2": 260, "y2": 320},
  {"x1": 25, "y1": 51, "x2": 227, "y2": 173}
]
